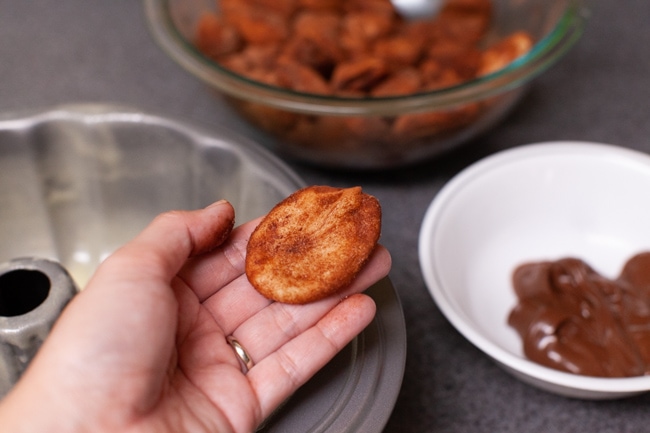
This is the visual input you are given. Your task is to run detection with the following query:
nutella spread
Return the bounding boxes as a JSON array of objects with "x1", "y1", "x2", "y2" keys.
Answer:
[{"x1": 508, "y1": 252, "x2": 650, "y2": 377}]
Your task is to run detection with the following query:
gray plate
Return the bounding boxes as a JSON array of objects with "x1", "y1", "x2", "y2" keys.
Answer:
[{"x1": 0, "y1": 105, "x2": 406, "y2": 432}]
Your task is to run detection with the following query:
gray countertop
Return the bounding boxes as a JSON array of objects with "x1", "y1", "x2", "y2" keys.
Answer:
[{"x1": 2, "y1": 1, "x2": 650, "y2": 432}]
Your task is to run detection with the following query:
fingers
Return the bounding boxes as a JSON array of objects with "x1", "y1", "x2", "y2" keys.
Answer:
[
  {"x1": 95, "y1": 200, "x2": 236, "y2": 286},
  {"x1": 178, "y1": 205, "x2": 391, "y2": 335},
  {"x1": 200, "y1": 273, "x2": 272, "y2": 336},
  {"x1": 248, "y1": 294, "x2": 377, "y2": 419},
  {"x1": 177, "y1": 217, "x2": 262, "y2": 302},
  {"x1": 208, "y1": 245, "x2": 391, "y2": 339},
  {"x1": 230, "y1": 297, "x2": 344, "y2": 364}
]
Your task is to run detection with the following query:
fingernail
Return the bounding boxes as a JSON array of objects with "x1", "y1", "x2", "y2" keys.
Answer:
[{"x1": 206, "y1": 199, "x2": 229, "y2": 209}]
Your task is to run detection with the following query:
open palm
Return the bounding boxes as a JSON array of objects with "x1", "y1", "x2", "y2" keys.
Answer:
[{"x1": 0, "y1": 201, "x2": 390, "y2": 433}]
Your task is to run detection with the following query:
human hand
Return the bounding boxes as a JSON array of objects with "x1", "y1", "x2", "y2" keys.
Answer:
[{"x1": 0, "y1": 200, "x2": 391, "y2": 433}]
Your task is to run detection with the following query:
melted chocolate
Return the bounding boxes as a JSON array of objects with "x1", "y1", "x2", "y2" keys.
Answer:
[{"x1": 508, "y1": 252, "x2": 650, "y2": 377}]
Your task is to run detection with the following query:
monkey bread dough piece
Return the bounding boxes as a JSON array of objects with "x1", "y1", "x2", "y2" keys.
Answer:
[{"x1": 245, "y1": 185, "x2": 382, "y2": 304}]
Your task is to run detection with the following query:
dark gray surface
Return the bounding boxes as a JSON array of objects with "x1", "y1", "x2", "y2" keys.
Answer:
[{"x1": 1, "y1": 1, "x2": 650, "y2": 431}]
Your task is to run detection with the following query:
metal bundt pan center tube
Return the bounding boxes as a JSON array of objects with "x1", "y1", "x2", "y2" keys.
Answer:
[{"x1": 0, "y1": 258, "x2": 77, "y2": 397}]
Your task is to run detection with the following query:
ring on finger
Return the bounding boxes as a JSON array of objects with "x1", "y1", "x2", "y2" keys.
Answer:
[{"x1": 226, "y1": 335, "x2": 254, "y2": 374}]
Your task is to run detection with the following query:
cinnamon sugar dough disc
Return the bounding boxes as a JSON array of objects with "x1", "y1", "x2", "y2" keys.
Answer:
[{"x1": 245, "y1": 185, "x2": 382, "y2": 304}]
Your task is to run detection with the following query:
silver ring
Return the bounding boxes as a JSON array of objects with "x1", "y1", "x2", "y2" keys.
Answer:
[{"x1": 227, "y1": 336, "x2": 254, "y2": 374}]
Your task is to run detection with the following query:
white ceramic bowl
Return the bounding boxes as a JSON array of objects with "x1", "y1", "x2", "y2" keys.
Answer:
[{"x1": 419, "y1": 141, "x2": 650, "y2": 399}]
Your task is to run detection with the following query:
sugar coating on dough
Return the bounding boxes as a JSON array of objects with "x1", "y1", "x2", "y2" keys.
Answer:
[{"x1": 245, "y1": 185, "x2": 382, "y2": 304}]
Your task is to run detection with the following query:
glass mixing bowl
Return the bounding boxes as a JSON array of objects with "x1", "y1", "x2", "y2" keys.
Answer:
[{"x1": 144, "y1": 0, "x2": 586, "y2": 169}]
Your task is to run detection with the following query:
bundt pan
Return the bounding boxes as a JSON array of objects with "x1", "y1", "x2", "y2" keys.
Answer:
[{"x1": 0, "y1": 104, "x2": 406, "y2": 432}]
